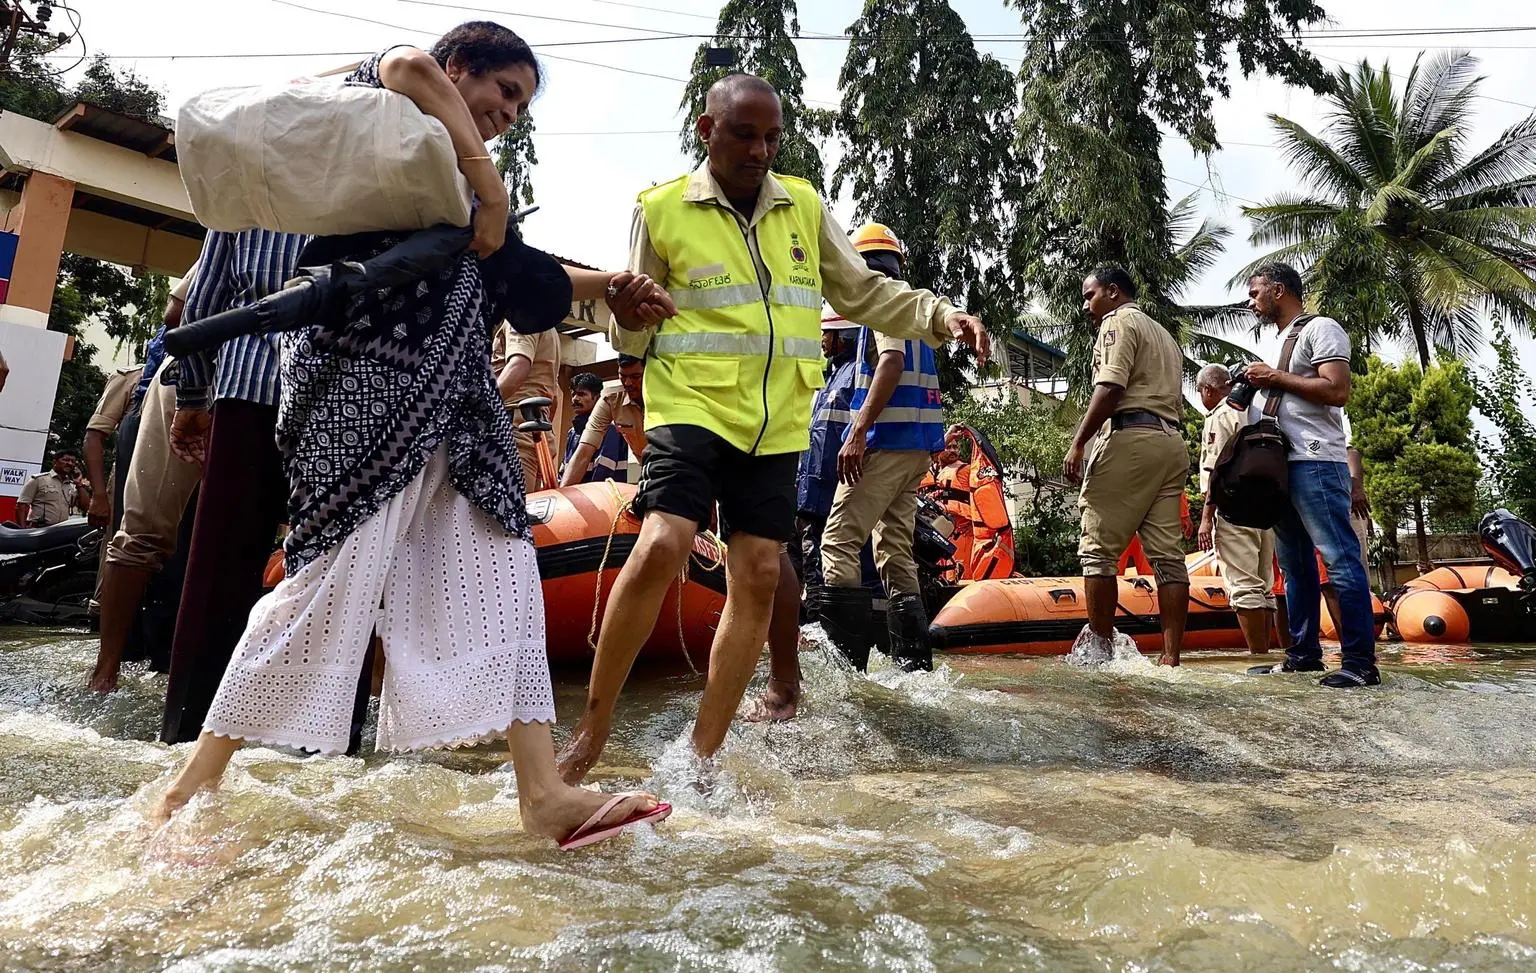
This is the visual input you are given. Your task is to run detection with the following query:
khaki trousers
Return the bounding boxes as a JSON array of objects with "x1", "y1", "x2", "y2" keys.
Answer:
[
  {"x1": 1078, "y1": 425, "x2": 1190, "y2": 586},
  {"x1": 1214, "y1": 516, "x2": 1276, "y2": 610},
  {"x1": 107, "y1": 360, "x2": 203, "y2": 571},
  {"x1": 821, "y1": 449, "x2": 931, "y2": 596}
]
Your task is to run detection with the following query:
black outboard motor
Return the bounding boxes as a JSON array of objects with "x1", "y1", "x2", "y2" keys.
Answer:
[{"x1": 1480, "y1": 508, "x2": 1536, "y2": 592}]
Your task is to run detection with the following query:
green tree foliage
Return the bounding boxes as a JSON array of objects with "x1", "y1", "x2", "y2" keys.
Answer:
[
  {"x1": 1239, "y1": 51, "x2": 1536, "y2": 368},
  {"x1": 1008, "y1": 0, "x2": 1331, "y2": 393},
  {"x1": 946, "y1": 390, "x2": 1072, "y2": 492},
  {"x1": 831, "y1": 0, "x2": 1022, "y2": 389},
  {"x1": 493, "y1": 115, "x2": 537, "y2": 206},
  {"x1": 945, "y1": 389, "x2": 1080, "y2": 575},
  {"x1": 0, "y1": 41, "x2": 170, "y2": 457},
  {"x1": 0, "y1": 49, "x2": 163, "y2": 124},
  {"x1": 1472, "y1": 319, "x2": 1536, "y2": 522},
  {"x1": 679, "y1": 0, "x2": 829, "y2": 190},
  {"x1": 1030, "y1": 195, "x2": 1260, "y2": 399},
  {"x1": 1349, "y1": 355, "x2": 1481, "y2": 570}
]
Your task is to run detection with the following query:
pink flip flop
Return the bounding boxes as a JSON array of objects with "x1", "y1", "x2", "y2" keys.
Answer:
[{"x1": 557, "y1": 792, "x2": 672, "y2": 851}]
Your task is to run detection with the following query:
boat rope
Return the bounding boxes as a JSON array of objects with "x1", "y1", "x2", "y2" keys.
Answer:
[{"x1": 585, "y1": 480, "x2": 709, "y2": 676}]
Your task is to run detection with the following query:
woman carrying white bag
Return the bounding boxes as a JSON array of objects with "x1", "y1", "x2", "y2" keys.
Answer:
[{"x1": 158, "y1": 22, "x2": 678, "y2": 852}]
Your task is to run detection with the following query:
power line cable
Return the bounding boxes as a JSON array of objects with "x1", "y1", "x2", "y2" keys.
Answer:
[{"x1": 265, "y1": 0, "x2": 697, "y2": 83}]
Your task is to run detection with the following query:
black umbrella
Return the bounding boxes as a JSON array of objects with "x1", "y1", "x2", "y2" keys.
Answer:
[{"x1": 164, "y1": 207, "x2": 540, "y2": 359}]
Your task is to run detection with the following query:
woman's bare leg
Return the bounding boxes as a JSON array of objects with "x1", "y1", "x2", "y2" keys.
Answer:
[
  {"x1": 154, "y1": 731, "x2": 244, "y2": 823},
  {"x1": 506, "y1": 721, "x2": 659, "y2": 840}
]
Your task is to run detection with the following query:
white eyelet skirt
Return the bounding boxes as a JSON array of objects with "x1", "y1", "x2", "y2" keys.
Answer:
[{"x1": 203, "y1": 446, "x2": 555, "y2": 755}]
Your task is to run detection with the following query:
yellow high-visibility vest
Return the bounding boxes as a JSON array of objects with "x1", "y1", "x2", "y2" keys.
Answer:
[{"x1": 639, "y1": 172, "x2": 826, "y2": 455}]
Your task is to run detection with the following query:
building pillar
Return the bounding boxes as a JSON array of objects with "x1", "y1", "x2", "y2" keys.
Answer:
[
  {"x1": 1, "y1": 170, "x2": 75, "y2": 325},
  {"x1": 0, "y1": 171, "x2": 74, "y2": 519}
]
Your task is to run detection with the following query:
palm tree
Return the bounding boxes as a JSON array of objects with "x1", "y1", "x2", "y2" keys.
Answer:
[
  {"x1": 1024, "y1": 194, "x2": 1258, "y2": 402},
  {"x1": 1236, "y1": 51, "x2": 1536, "y2": 368}
]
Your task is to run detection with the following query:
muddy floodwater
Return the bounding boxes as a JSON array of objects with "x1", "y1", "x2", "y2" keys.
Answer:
[{"x1": 2, "y1": 626, "x2": 1535, "y2": 972}]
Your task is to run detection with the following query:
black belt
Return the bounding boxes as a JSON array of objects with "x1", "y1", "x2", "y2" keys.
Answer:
[{"x1": 1110, "y1": 409, "x2": 1174, "y2": 430}]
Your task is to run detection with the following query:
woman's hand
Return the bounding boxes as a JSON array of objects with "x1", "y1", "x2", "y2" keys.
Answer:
[
  {"x1": 605, "y1": 272, "x2": 676, "y2": 330},
  {"x1": 468, "y1": 167, "x2": 511, "y2": 259}
]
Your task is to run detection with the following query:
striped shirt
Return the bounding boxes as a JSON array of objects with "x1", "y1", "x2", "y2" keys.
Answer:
[{"x1": 177, "y1": 228, "x2": 309, "y2": 410}]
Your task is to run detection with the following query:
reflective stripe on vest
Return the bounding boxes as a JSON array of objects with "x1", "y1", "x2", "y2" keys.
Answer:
[
  {"x1": 639, "y1": 171, "x2": 826, "y2": 455},
  {"x1": 652, "y1": 333, "x2": 823, "y2": 360},
  {"x1": 852, "y1": 326, "x2": 946, "y2": 452}
]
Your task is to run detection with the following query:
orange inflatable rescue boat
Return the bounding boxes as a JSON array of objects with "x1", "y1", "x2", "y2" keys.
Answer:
[
  {"x1": 527, "y1": 480, "x2": 724, "y2": 667},
  {"x1": 1384, "y1": 510, "x2": 1536, "y2": 644},
  {"x1": 929, "y1": 551, "x2": 1249, "y2": 655}
]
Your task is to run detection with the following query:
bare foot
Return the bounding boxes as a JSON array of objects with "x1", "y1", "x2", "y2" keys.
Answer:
[
  {"x1": 87, "y1": 664, "x2": 118, "y2": 693},
  {"x1": 520, "y1": 787, "x2": 660, "y2": 844},
  {"x1": 1157, "y1": 652, "x2": 1181, "y2": 667},
  {"x1": 743, "y1": 678, "x2": 800, "y2": 723},
  {"x1": 151, "y1": 783, "x2": 199, "y2": 826},
  {"x1": 555, "y1": 722, "x2": 608, "y2": 786}
]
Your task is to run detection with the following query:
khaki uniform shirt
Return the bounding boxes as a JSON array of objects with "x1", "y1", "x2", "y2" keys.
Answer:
[
  {"x1": 491, "y1": 325, "x2": 561, "y2": 409},
  {"x1": 1091, "y1": 304, "x2": 1183, "y2": 424},
  {"x1": 1199, "y1": 404, "x2": 1247, "y2": 495},
  {"x1": 86, "y1": 366, "x2": 144, "y2": 435},
  {"x1": 582, "y1": 388, "x2": 645, "y2": 459},
  {"x1": 613, "y1": 161, "x2": 959, "y2": 358},
  {"x1": 18, "y1": 471, "x2": 77, "y2": 526}
]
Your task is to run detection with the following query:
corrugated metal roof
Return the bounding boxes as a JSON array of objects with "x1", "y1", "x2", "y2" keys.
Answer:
[{"x1": 52, "y1": 102, "x2": 177, "y2": 164}]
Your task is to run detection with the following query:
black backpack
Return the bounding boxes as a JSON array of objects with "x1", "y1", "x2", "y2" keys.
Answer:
[{"x1": 1209, "y1": 317, "x2": 1312, "y2": 529}]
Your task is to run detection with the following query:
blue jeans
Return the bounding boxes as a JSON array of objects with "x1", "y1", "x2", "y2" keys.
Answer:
[{"x1": 1273, "y1": 461, "x2": 1378, "y2": 675}]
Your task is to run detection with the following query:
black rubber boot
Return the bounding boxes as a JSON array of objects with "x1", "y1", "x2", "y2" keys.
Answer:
[
  {"x1": 813, "y1": 585, "x2": 873, "y2": 671},
  {"x1": 871, "y1": 596, "x2": 892, "y2": 658},
  {"x1": 886, "y1": 593, "x2": 934, "y2": 672}
]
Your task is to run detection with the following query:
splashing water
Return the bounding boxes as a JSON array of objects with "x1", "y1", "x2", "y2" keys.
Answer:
[{"x1": 3, "y1": 626, "x2": 1536, "y2": 971}]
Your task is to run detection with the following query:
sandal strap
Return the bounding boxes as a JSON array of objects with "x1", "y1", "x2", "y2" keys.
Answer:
[{"x1": 569, "y1": 793, "x2": 631, "y2": 841}]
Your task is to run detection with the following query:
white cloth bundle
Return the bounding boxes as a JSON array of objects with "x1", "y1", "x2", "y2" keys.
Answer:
[{"x1": 177, "y1": 81, "x2": 473, "y2": 236}]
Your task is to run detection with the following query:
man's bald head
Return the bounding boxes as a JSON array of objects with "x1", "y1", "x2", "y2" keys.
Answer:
[
  {"x1": 704, "y1": 73, "x2": 779, "y2": 117},
  {"x1": 696, "y1": 73, "x2": 784, "y2": 201}
]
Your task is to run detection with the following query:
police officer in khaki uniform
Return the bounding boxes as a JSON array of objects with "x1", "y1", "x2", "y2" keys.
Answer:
[
  {"x1": 1195, "y1": 363, "x2": 1276, "y2": 654},
  {"x1": 560, "y1": 354, "x2": 647, "y2": 486},
  {"x1": 16, "y1": 453, "x2": 80, "y2": 527},
  {"x1": 1063, "y1": 266, "x2": 1190, "y2": 666}
]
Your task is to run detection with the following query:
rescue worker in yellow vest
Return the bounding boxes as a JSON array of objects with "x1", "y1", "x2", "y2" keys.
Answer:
[
  {"x1": 557, "y1": 74, "x2": 989, "y2": 784},
  {"x1": 817, "y1": 223, "x2": 947, "y2": 673}
]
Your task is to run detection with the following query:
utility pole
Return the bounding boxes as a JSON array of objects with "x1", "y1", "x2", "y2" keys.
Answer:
[{"x1": 1, "y1": 1, "x2": 68, "y2": 72}]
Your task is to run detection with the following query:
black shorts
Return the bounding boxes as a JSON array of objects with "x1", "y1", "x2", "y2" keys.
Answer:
[{"x1": 632, "y1": 424, "x2": 798, "y2": 542}]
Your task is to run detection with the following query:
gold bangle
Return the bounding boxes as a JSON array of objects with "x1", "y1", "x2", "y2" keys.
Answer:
[{"x1": 459, "y1": 154, "x2": 492, "y2": 161}]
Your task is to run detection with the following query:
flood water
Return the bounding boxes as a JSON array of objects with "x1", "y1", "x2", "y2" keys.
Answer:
[{"x1": 2, "y1": 626, "x2": 1535, "y2": 972}]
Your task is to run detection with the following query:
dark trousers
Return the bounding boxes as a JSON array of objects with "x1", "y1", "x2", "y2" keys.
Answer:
[
  {"x1": 1273, "y1": 461, "x2": 1378, "y2": 676},
  {"x1": 160, "y1": 400, "x2": 287, "y2": 744}
]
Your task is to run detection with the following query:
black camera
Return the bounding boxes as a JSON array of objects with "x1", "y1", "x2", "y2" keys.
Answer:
[{"x1": 1226, "y1": 361, "x2": 1259, "y2": 410}]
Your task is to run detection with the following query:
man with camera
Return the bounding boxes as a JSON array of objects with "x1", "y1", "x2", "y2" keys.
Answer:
[{"x1": 1239, "y1": 262, "x2": 1379, "y2": 687}]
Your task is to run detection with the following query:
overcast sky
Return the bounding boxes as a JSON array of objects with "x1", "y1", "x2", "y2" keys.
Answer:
[{"x1": 43, "y1": 0, "x2": 1536, "y2": 371}]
